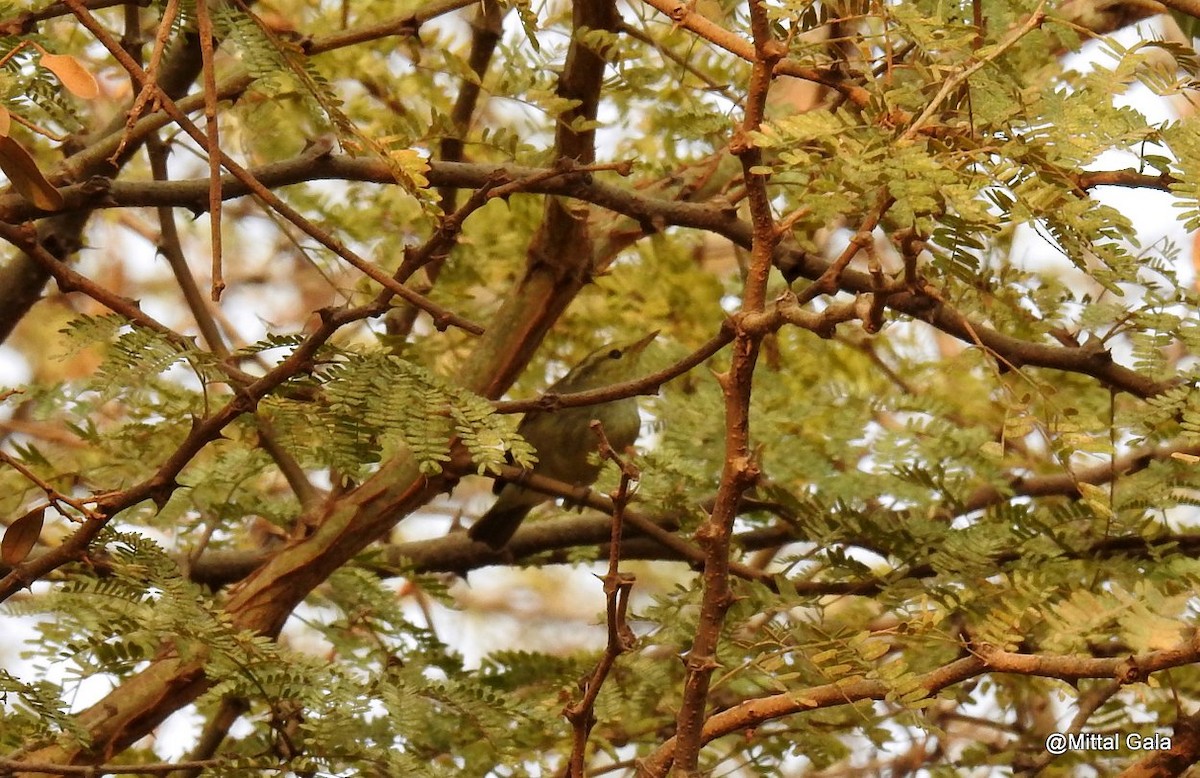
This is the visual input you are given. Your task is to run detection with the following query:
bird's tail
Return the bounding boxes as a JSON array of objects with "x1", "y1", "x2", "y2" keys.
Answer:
[{"x1": 468, "y1": 504, "x2": 531, "y2": 549}]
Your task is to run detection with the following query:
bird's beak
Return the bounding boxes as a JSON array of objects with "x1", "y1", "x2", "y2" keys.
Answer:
[{"x1": 626, "y1": 330, "x2": 659, "y2": 355}]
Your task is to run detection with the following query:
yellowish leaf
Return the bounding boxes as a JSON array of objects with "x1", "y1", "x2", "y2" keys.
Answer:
[
  {"x1": 0, "y1": 135, "x2": 64, "y2": 211},
  {"x1": 980, "y1": 440, "x2": 1004, "y2": 460},
  {"x1": 388, "y1": 148, "x2": 430, "y2": 189},
  {"x1": 40, "y1": 52, "x2": 100, "y2": 99},
  {"x1": 2, "y1": 507, "x2": 45, "y2": 566}
]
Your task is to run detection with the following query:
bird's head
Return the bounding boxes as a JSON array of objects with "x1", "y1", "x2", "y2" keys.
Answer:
[{"x1": 552, "y1": 331, "x2": 658, "y2": 393}]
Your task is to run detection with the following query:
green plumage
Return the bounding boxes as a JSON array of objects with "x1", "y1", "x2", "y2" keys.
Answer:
[{"x1": 468, "y1": 332, "x2": 656, "y2": 548}]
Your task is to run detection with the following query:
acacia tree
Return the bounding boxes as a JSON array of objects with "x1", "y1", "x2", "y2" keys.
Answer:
[{"x1": 5, "y1": 0, "x2": 1200, "y2": 774}]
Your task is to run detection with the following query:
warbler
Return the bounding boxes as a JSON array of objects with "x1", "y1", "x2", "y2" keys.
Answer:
[{"x1": 468, "y1": 331, "x2": 657, "y2": 548}]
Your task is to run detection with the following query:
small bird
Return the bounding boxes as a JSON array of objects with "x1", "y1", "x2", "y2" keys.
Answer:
[{"x1": 468, "y1": 332, "x2": 657, "y2": 548}]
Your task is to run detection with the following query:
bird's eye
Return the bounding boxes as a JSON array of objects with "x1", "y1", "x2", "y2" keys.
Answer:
[{"x1": 608, "y1": 348, "x2": 622, "y2": 360}]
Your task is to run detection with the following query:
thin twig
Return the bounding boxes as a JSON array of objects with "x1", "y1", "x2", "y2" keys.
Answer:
[
  {"x1": 0, "y1": 450, "x2": 100, "y2": 520},
  {"x1": 145, "y1": 134, "x2": 228, "y2": 356},
  {"x1": 0, "y1": 758, "x2": 229, "y2": 776},
  {"x1": 563, "y1": 422, "x2": 640, "y2": 777},
  {"x1": 192, "y1": 0, "x2": 223, "y2": 300},
  {"x1": 497, "y1": 328, "x2": 734, "y2": 414},
  {"x1": 112, "y1": 0, "x2": 178, "y2": 161},
  {"x1": 899, "y1": 3, "x2": 1047, "y2": 143}
]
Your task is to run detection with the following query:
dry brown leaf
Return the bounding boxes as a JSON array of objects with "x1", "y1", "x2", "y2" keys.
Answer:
[
  {"x1": 0, "y1": 105, "x2": 10, "y2": 138},
  {"x1": 2, "y1": 507, "x2": 45, "y2": 566},
  {"x1": 0, "y1": 135, "x2": 64, "y2": 211},
  {"x1": 40, "y1": 52, "x2": 100, "y2": 100}
]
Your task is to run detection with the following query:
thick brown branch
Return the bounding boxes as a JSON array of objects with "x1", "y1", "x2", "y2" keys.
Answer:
[
  {"x1": 642, "y1": 639, "x2": 1200, "y2": 774},
  {"x1": 671, "y1": 6, "x2": 780, "y2": 770},
  {"x1": 19, "y1": 156, "x2": 1171, "y2": 399}
]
